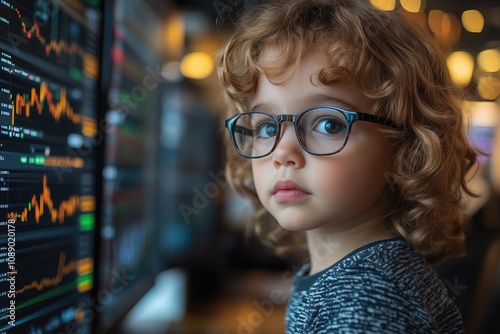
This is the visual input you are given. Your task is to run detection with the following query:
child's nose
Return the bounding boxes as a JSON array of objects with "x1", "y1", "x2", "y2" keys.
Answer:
[{"x1": 272, "y1": 124, "x2": 305, "y2": 168}]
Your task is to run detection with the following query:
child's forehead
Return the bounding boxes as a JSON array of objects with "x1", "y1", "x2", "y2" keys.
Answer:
[
  {"x1": 256, "y1": 47, "x2": 354, "y2": 90},
  {"x1": 250, "y1": 53, "x2": 374, "y2": 112},
  {"x1": 260, "y1": 47, "x2": 320, "y2": 71},
  {"x1": 257, "y1": 42, "x2": 354, "y2": 76}
]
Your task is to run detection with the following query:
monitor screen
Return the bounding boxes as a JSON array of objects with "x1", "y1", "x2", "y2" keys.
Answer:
[
  {"x1": 94, "y1": 0, "x2": 163, "y2": 332},
  {"x1": 0, "y1": 0, "x2": 102, "y2": 333}
]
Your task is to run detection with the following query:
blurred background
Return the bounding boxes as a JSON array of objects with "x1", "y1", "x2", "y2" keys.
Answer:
[{"x1": 0, "y1": 0, "x2": 499, "y2": 333}]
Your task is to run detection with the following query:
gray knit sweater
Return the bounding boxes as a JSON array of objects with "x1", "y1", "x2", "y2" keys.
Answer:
[{"x1": 285, "y1": 238, "x2": 464, "y2": 333}]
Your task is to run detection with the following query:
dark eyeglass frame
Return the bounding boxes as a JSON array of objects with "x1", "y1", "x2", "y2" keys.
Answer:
[{"x1": 225, "y1": 105, "x2": 398, "y2": 159}]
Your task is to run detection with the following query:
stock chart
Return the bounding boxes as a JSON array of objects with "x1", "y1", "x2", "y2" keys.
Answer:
[{"x1": 0, "y1": 0, "x2": 101, "y2": 332}]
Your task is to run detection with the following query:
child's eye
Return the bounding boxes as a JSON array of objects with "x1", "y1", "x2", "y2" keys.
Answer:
[
  {"x1": 255, "y1": 122, "x2": 278, "y2": 138},
  {"x1": 313, "y1": 117, "x2": 346, "y2": 136}
]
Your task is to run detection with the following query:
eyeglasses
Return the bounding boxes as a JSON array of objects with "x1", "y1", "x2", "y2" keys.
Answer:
[{"x1": 225, "y1": 105, "x2": 398, "y2": 159}]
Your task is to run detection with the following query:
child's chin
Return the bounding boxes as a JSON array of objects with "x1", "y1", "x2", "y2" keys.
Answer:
[{"x1": 277, "y1": 221, "x2": 311, "y2": 232}]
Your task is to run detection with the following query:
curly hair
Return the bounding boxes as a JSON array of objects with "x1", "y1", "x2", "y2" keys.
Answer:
[{"x1": 217, "y1": 0, "x2": 478, "y2": 265}]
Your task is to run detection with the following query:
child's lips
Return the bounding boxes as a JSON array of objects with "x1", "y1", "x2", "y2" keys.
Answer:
[{"x1": 272, "y1": 180, "x2": 311, "y2": 202}]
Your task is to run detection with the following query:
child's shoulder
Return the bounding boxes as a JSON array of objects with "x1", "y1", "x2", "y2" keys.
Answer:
[
  {"x1": 294, "y1": 237, "x2": 444, "y2": 299},
  {"x1": 300, "y1": 238, "x2": 462, "y2": 332},
  {"x1": 330, "y1": 237, "x2": 420, "y2": 273},
  {"x1": 302, "y1": 238, "x2": 439, "y2": 299}
]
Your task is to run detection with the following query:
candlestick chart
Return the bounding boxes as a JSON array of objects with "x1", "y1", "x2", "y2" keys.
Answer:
[{"x1": 0, "y1": 0, "x2": 101, "y2": 333}]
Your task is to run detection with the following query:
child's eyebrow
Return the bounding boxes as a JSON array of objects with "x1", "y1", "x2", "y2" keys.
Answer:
[
  {"x1": 248, "y1": 102, "x2": 275, "y2": 112},
  {"x1": 304, "y1": 93, "x2": 362, "y2": 112},
  {"x1": 248, "y1": 95, "x2": 366, "y2": 114}
]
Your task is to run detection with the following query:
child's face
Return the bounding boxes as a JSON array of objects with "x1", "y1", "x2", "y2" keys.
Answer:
[{"x1": 250, "y1": 53, "x2": 395, "y2": 233}]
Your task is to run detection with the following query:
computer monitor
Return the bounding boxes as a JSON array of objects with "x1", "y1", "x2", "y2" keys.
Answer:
[
  {"x1": 94, "y1": 0, "x2": 164, "y2": 332},
  {"x1": 0, "y1": 0, "x2": 102, "y2": 332}
]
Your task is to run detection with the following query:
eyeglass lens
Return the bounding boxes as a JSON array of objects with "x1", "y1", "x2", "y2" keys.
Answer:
[{"x1": 232, "y1": 107, "x2": 349, "y2": 157}]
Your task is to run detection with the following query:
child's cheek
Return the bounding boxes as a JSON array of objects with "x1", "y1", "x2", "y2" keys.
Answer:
[
  {"x1": 251, "y1": 160, "x2": 271, "y2": 200},
  {"x1": 313, "y1": 154, "x2": 389, "y2": 210}
]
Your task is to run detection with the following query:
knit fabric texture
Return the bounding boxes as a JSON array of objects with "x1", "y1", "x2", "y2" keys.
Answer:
[{"x1": 286, "y1": 238, "x2": 464, "y2": 333}]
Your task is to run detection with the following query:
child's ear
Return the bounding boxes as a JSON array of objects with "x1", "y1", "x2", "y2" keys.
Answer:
[
  {"x1": 383, "y1": 170, "x2": 398, "y2": 194},
  {"x1": 382, "y1": 149, "x2": 401, "y2": 196}
]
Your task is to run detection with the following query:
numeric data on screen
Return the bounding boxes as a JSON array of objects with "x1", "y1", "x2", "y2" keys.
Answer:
[{"x1": 0, "y1": 1, "x2": 101, "y2": 333}]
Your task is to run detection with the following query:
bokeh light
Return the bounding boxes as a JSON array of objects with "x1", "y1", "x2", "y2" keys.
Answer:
[
  {"x1": 370, "y1": 0, "x2": 396, "y2": 11},
  {"x1": 180, "y1": 52, "x2": 214, "y2": 80},
  {"x1": 447, "y1": 51, "x2": 475, "y2": 87},
  {"x1": 462, "y1": 10, "x2": 484, "y2": 33},
  {"x1": 477, "y1": 49, "x2": 500, "y2": 73}
]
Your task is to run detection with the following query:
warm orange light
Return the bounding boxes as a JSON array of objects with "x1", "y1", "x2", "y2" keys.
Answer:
[
  {"x1": 428, "y1": 10, "x2": 445, "y2": 35},
  {"x1": 164, "y1": 10, "x2": 185, "y2": 60},
  {"x1": 462, "y1": 10, "x2": 484, "y2": 33},
  {"x1": 429, "y1": 11, "x2": 461, "y2": 49},
  {"x1": 477, "y1": 76, "x2": 500, "y2": 100},
  {"x1": 370, "y1": 0, "x2": 395, "y2": 11},
  {"x1": 447, "y1": 51, "x2": 475, "y2": 87},
  {"x1": 180, "y1": 52, "x2": 214, "y2": 80},
  {"x1": 400, "y1": 0, "x2": 426, "y2": 13},
  {"x1": 477, "y1": 49, "x2": 500, "y2": 73}
]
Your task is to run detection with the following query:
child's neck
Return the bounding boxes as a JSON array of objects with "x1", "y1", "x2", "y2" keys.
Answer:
[{"x1": 305, "y1": 217, "x2": 396, "y2": 275}]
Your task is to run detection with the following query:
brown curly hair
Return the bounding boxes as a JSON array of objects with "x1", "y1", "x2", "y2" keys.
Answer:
[{"x1": 217, "y1": 0, "x2": 478, "y2": 265}]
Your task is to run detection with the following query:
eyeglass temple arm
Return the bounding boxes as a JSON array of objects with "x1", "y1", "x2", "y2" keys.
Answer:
[{"x1": 356, "y1": 113, "x2": 398, "y2": 128}]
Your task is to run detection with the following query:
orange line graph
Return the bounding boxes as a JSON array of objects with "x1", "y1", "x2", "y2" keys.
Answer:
[
  {"x1": 12, "y1": 5, "x2": 99, "y2": 80},
  {"x1": 15, "y1": 253, "x2": 94, "y2": 295},
  {"x1": 16, "y1": 252, "x2": 75, "y2": 294},
  {"x1": 12, "y1": 82, "x2": 81, "y2": 126},
  {"x1": 15, "y1": 252, "x2": 93, "y2": 294},
  {"x1": 14, "y1": 7, "x2": 85, "y2": 58},
  {"x1": 14, "y1": 8, "x2": 46, "y2": 45},
  {"x1": 45, "y1": 39, "x2": 85, "y2": 58},
  {"x1": 7, "y1": 175, "x2": 80, "y2": 224}
]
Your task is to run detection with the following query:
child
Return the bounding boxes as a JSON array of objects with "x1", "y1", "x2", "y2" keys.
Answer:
[{"x1": 217, "y1": 0, "x2": 477, "y2": 332}]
